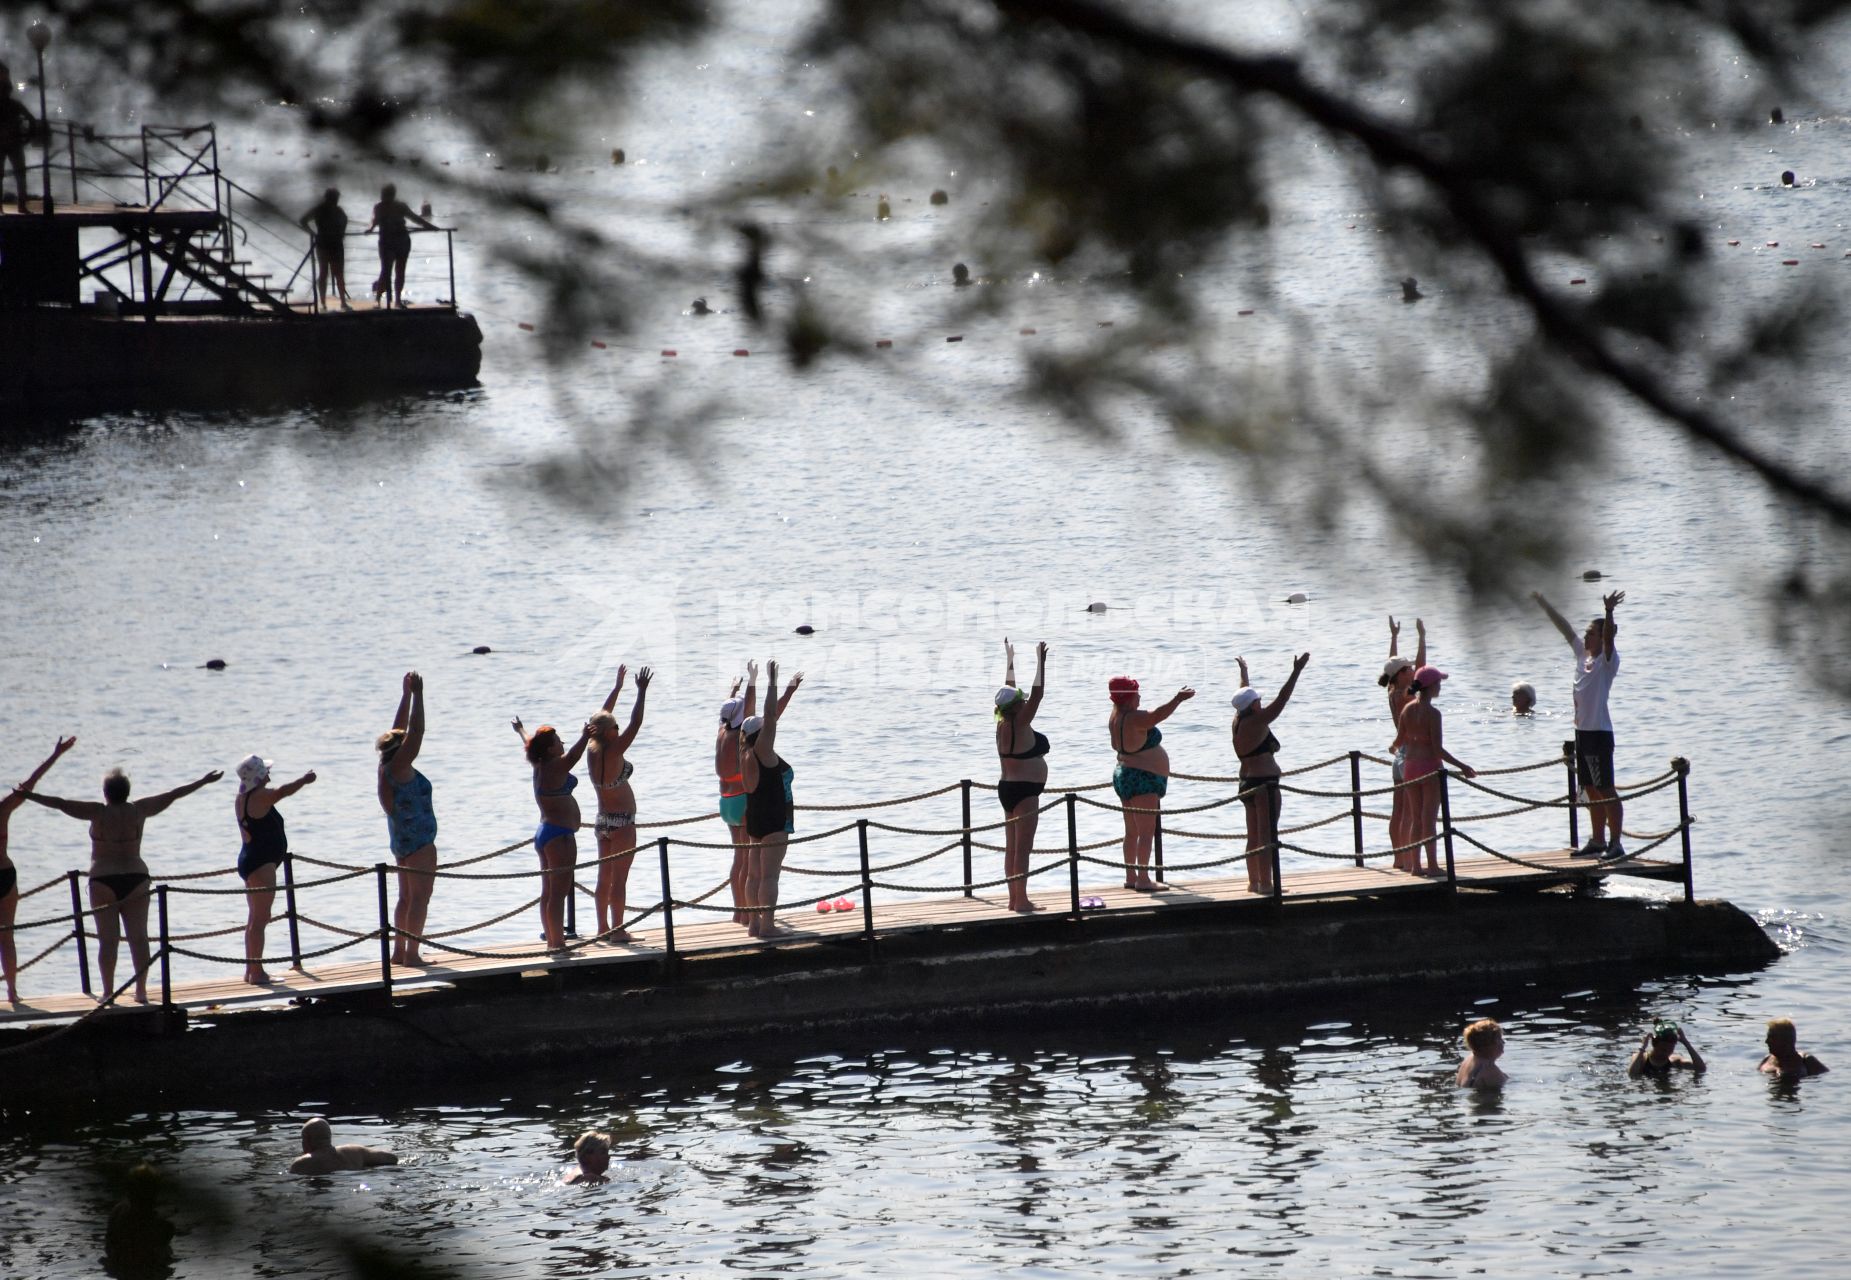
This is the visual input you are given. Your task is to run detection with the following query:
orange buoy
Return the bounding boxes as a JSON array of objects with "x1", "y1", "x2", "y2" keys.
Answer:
[
  {"x1": 1569, "y1": 278, "x2": 1587, "y2": 285},
  {"x1": 1727, "y1": 239, "x2": 1740, "y2": 246},
  {"x1": 660, "y1": 349, "x2": 677, "y2": 357},
  {"x1": 946, "y1": 335, "x2": 963, "y2": 342},
  {"x1": 1766, "y1": 241, "x2": 1779, "y2": 247},
  {"x1": 733, "y1": 348, "x2": 750, "y2": 356},
  {"x1": 1019, "y1": 327, "x2": 1037, "y2": 336},
  {"x1": 875, "y1": 339, "x2": 893, "y2": 348},
  {"x1": 517, "y1": 322, "x2": 535, "y2": 331},
  {"x1": 590, "y1": 340, "x2": 606, "y2": 349},
  {"x1": 1811, "y1": 242, "x2": 1827, "y2": 249},
  {"x1": 1237, "y1": 309, "x2": 1255, "y2": 316},
  {"x1": 1782, "y1": 259, "x2": 1799, "y2": 265}
]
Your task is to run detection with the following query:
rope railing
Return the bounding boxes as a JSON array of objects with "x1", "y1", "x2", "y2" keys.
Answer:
[{"x1": 0, "y1": 748, "x2": 1700, "y2": 1018}]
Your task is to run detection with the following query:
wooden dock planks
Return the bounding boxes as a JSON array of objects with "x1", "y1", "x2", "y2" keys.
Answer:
[{"x1": 0, "y1": 850, "x2": 1680, "y2": 1026}]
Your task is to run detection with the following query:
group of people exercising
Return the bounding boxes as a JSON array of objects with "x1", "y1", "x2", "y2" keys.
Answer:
[{"x1": 0, "y1": 591, "x2": 1632, "y2": 1005}]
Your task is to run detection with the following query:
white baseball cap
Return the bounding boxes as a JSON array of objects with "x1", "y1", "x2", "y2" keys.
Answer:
[
  {"x1": 720, "y1": 698, "x2": 745, "y2": 728},
  {"x1": 1231, "y1": 688, "x2": 1262, "y2": 712}
]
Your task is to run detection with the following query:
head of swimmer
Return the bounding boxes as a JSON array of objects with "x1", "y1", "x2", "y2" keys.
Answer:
[
  {"x1": 1510, "y1": 682, "x2": 1536, "y2": 715},
  {"x1": 1464, "y1": 1018, "x2": 1504, "y2": 1059},
  {"x1": 301, "y1": 1117, "x2": 334, "y2": 1153},
  {"x1": 102, "y1": 767, "x2": 130, "y2": 803},
  {"x1": 574, "y1": 1130, "x2": 611, "y2": 1177}
]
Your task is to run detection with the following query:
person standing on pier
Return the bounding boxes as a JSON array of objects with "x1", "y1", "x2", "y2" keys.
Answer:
[
  {"x1": 1380, "y1": 616, "x2": 1426, "y2": 872},
  {"x1": 14, "y1": 764, "x2": 223, "y2": 1004},
  {"x1": 996, "y1": 639, "x2": 1050, "y2": 913},
  {"x1": 716, "y1": 671, "x2": 752, "y2": 923},
  {"x1": 298, "y1": 187, "x2": 353, "y2": 311},
  {"x1": 1, "y1": 735, "x2": 76, "y2": 1004},
  {"x1": 1533, "y1": 590, "x2": 1625, "y2": 858},
  {"x1": 584, "y1": 665, "x2": 651, "y2": 944},
  {"x1": 741, "y1": 661, "x2": 794, "y2": 939},
  {"x1": 232, "y1": 753, "x2": 317, "y2": 986},
  {"x1": 0, "y1": 67, "x2": 36, "y2": 213},
  {"x1": 1231, "y1": 653, "x2": 1310, "y2": 897},
  {"x1": 366, "y1": 183, "x2": 434, "y2": 309},
  {"x1": 719, "y1": 662, "x2": 803, "y2": 926},
  {"x1": 377, "y1": 672, "x2": 437, "y2": 967},
  {"x1": 1393, "y1": 666, "x2": 1476, "y2": 876},
  {"x1": 1108, "y1": 675, "x2": 1194, "y2": 892},
  {"x1": 512, "y1": 714, "x2": 590, "y2": 953}
]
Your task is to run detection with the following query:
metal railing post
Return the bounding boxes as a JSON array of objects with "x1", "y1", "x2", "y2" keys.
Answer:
[
  {"x1": 67, "y1": 870, "x2": 92, "y2": 996},
  {"x1": 1564, "y1": 739, "x2": 1580, "y2": 852},
  {"x1": 960, "y1": 780, "x2": 973, "y2": 897},
  {"x1": 1269, "y1": 797, "x2": 1284, "y2": 908},
  {"x1": 374, "y1": 863, "x2": 393, "y2": 995},
  {"x1": 1153, "y1": 813, "x2": 1165, "y2": 882},
  {"x1": 1349, "y1": 750, "x2": 1365, "y2": 867},
  {"x1": 564, "y1": 853, "x2": 578, "y2": 939},
  {"x1": 281, "y1": 853, "x2": 304, "y2": 970},
  {"x1": 1673, "y1": 757, "x2": 1695, "y2": 902},
  {"x1": 446, "y1": 228, "x2": 457, "y2": 307},
  {"x1": 1440, "y1": 773, "x2": 1459, "y2": 896},
  {"x1": 656, "y1": 837, "x2": 677, "y2": 966},
  {"x1": 67, "y1": 124, "x2": 77, "y2": 204},
  {"x1": 857, "y1": 819, "x2": 876, "y2": 960},
  {"x1": 156, "y1": 885, "x2": 173, "y2": 1008},
  {"x1": 1066, "y1": 793, "x2": 1081, "y2": 922}
]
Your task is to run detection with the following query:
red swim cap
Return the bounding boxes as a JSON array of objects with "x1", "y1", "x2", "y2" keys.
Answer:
[{"x1": 1108, "y1": 675, "x2": 1140, "y2": 705}]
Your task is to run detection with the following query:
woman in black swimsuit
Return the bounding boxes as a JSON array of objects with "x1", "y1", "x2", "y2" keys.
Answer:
[
  {"x1": 15, "y1": 765, "x2": 222, "y2": 1004},
  {"x1": 995, "y1": 639, "x2": 1050, "y2": 913},
  {"x1": 232, "y1": 754, "x2": 317, "y2": 986},
  {"x1": 1, "y1": 735, "x2": 76, "y2": 1004},
  {"x1": 1231, "y1": 653, "x2": 1309, "y2": 896},
  {"x1": 740, "y1": 660, "x2": 793, "y2": 940}
]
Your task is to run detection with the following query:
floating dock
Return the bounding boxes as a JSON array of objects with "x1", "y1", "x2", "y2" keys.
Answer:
[
  {"x1": 0, "y1": 123, "x2": 480, "y2": 412},
  {"x1": 0, "y1": 749, "x2": 1780, "y2": 1111}
]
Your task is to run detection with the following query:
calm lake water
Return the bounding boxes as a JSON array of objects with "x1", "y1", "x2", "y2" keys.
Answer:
[{"x1": 2, "y1": 1, "x2": 1849, "y2": 1275}]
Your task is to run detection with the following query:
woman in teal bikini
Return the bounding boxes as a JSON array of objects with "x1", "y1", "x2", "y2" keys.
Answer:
[
  {"x1": 377, "y1": 671, "x2": 437, "y2": 966},
  {"x1": 514, "y1": 712, "x2": 593, "y2": 953},
  {"x1": 585, "y1": 665, "x2": 649, "y2": 944},
  {"x1": 1107, "y1": 675, "x2": 1194, "y2": 891}
]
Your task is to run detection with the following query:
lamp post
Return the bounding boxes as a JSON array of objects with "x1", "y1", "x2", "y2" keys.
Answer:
[{"x1": 26, "y1": 21, "x2": 51, "y2": 216}]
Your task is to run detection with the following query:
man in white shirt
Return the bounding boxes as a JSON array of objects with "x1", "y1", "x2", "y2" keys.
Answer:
[{"x1": 1533, "y1": 589, "x2": 1626, "y2": 858}]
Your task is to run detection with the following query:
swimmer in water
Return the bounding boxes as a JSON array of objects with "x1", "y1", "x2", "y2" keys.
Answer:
[
  {"x1": 1628, "y1": 1021, "x2": 1706, "y2": 1078},
  {"x1": 1510, "y1": 681, "x2": 1536, "y2": 715},
  {"x1": 289, "y1": 1118, "x2": 399, "y2": 1174},
  {"x1": 1457, "y1": 1018, "x2": 1508, "y2": 1089},
  {"x1": 1759, "y1": 1017, "x2": 1828, "y2": 1080},
  {"x1": 565, "y1": 1130, "x2": 611, "y2": 1184}
]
